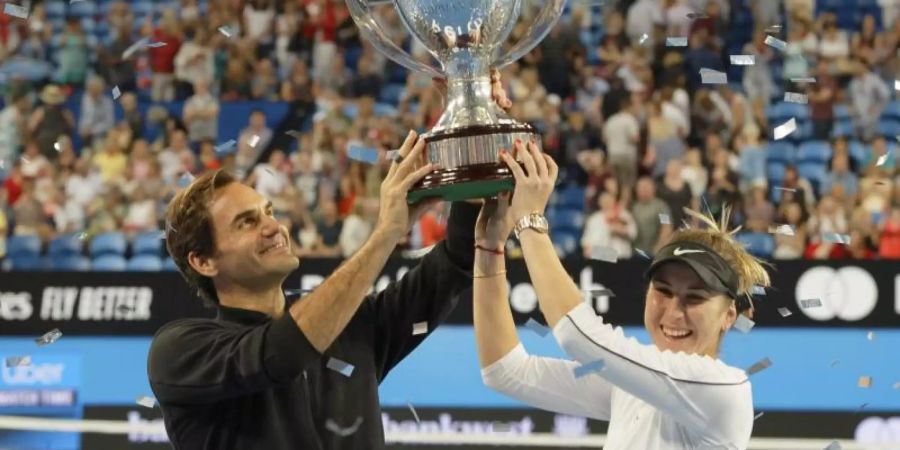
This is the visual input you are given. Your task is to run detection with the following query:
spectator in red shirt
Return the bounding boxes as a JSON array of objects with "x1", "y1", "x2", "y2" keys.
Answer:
[
  {"x1": 149, "y1": 10, "x2": 184, "y2": 102},
  {"x1": 878, "y1": 208, "x2": 900, "y2": 259}
]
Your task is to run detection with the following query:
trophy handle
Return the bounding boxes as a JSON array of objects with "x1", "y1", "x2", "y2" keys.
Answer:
[
  {"x1": 490, "y1": 0, "x2": 567, "y2": 70},
  {"x1": 345, "y1": 0, "x2": 444, "y2": 78}
]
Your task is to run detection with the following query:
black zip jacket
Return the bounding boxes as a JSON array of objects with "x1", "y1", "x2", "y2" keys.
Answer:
[{"x1": 147, "y1": 202, "x2": 479, "y2": 449}]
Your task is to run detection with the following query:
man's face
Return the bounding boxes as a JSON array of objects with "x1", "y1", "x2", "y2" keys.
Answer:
[{"x1": 202, "y1": 183, "x2": 299, "y2": 289}]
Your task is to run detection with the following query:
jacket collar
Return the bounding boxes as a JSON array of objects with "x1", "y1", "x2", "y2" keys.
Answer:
[{"x1": 216, "y1": 297, "x2": 295, "y2": 325}]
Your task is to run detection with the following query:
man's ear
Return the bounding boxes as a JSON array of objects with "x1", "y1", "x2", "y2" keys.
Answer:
[{"x1": 187, "y1": 251, "x2": 218, "y2": 278}]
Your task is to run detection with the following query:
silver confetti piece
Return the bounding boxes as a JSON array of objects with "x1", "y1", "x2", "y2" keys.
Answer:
[
  {"x1": 754, "y1": 411, "x2": 765, "y2": 420},
  {"x1": 771, "y1": 224, "x2": 795, "y2": 236},
  {"x1": 729, "y1": 55, "x2": 755, "y2": 65},
  {"x1": 791, "y1": 77, "x2": 816, "y2": 83},
  {"x1": 745, "y1": 357, "x2": 772, "y2": 375},
  {"x1": 764, "y1": 35, "x2": 787, "y2": 51},
  {"x1": 218, "y1": 26, "x2": 234, "y2": 38},
  {"x1": 799, "y1": 298, "x2": 822, "y2": 309},
  {"x1": 214, "y1": 139, "x2": 237, "y2": 154},
  {"x1": 586, "y1": 288, "x2": 615, "y2": 298},
  {"x1": 774, "y1": 187, "x2": 797, "y2": 192},
  {"x1": 638, "y1": 33, "x2": 649, "y2": 45},
  {"x1": 35, "y1": 329, "x2": 62, "y2": 346},
  {"x1": 589, "y1": 246, "x2": 618, "y2": 263},
  {"x1": 822, "y1": 232, "x2": 850, "y2": 245},
  {"x1": 699, "y1": 68, "x2": 727, "y2": 84},
  {"x1": 777, "y1": 307, "x2": 792, "y2": 317},
  {"x1": 407, "y1": 401, "x2": 420, "y2": 423},
  {"x1": 824, "y1": 440, "x2": 842, "y2": 450},
  {"x1": 122, "y1": 37, "x2": 149, "y2": 60},
  {"x1": 146, "y1": 41, "x2": 167, "y2": 48},
  {"x1": 876, "y1": 150, "x2": 890, "y2": 167},
  {"x1": 751, "y1": 285, "x2": 766, "y2": 296},
  {"x1": 5, "y1": 356, "x2": 31, "y2": 367},
  {"x1": 286, "y1": 130, "x2": 303, "y2": 138},
  {"x1": 765, "y1": 25, "x2": 782, "y2": 32},
  {"x1": 412, "y1": 321, "x2": 428, "y2": 336},
  {"x1": 326, "y1": 417, "x2": 363, "y2": 437},
  {"x1": 665, "y1": 37, "x2": 688, "y2": 47},
  {"x1": 283, "y1": 288, "x2": 313, "y2": 297},
  {"x1": 112, "y1": 86, "x2": 121, "y2": 100},
  {"x1": 3, "y1": 3, "x2": 29, "y2": 19},
  {"x1": 402, "y1": 244, "x2": 436, "y2": 259},
  {"x1": 573, "y1": 360, "x2": 605, "y2": 378},
  {"x1": 524, "y1": 318, "x2": 550, "y2": 337},
  {"x1": 895, "y1": 80, "x2": 899, "y2": 91},
  {"x1": 830, "y1": 359, "x2": 840, "y2": 368},
  {"x1": 784, "y1": 92, "x2": 808, "y2": 104},
  {"x1": 773, "y1": 118, "x2": 797, "y2": 140},
  {"x1": 732, "y1": 315, "x2": 755, "y2": 334},
  {"x1": 326, "y1": 357, "x2": 354, "y2": 377},
  {"x1": 658, "y1": 213, "x2": 671, "y2": 225},
  {"x1": 867, "y1": 331, "x2": 875, "y2": 341},
  {"x1": 635, "y1": 248, "x2": 650, "y2": 259},
  {"x1": 135, "y1": 395, "x2": 156, "y2": 408},
  {"x1": 248, "y1": 134, "x2": 260, "y2": 148}
]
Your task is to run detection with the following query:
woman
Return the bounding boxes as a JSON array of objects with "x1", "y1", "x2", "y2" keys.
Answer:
[{"x1": 473, "y1": 140, "x2": 770, "y2": 449}]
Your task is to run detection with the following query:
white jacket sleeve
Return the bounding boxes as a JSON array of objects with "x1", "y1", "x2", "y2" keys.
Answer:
[
  {"x1": 553, "y1": 303, "x2": 753, "y2": 443},
  {"x1": 481, "y1": 344, "x2": 613, "y2": 421}
]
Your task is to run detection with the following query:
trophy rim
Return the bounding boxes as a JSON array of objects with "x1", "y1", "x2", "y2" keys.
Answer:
[{"x1": 423, "y1": 123, "x2": 538, "y2": 143}]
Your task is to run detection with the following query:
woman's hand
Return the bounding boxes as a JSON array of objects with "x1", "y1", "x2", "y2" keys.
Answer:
[
  {"x1": 499, "y1": 139, "x2": 558, "y2": 224},
  {"x1": 475, "y1": 191, "x2": 513, "y2": 248}
]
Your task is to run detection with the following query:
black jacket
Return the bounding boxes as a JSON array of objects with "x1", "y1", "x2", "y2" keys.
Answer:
[{"x1": 147, "y1": 203, "x2": 479, "y2": 449}]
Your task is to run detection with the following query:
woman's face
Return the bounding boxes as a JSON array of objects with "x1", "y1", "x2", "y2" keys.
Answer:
[{"x1": 644, "y1": 262, "x2": 737, "y2": 357}]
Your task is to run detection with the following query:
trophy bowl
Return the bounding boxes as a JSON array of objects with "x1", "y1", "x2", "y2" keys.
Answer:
[{"x1": 347, "y1": 0, "x2": 567, "y2": 201}]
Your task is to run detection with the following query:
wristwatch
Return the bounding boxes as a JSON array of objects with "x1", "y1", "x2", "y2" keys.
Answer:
[{"x1": 514, "y1": 212, "x2": 549, "y2": 240}]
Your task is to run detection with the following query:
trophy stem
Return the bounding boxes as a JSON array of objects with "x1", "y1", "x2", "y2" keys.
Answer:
[{"x1": 432, "y1": 76, "x2": 501, "y2": 136}]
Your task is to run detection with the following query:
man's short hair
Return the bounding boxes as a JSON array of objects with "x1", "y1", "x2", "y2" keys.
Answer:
[{"x1": 165, "y1": 170, "x2": 237, "y2": 305}]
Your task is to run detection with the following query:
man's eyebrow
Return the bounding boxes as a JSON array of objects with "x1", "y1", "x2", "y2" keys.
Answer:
[{"x1": 230, "y1": 201, "x2": 272, "y2": 227}]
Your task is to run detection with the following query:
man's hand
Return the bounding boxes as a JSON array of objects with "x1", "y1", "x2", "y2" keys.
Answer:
[{"x1": 375, "y1": 130, "x2": 440, "y2": 242}]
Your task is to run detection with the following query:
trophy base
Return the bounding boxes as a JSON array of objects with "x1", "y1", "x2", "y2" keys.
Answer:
[
  {"x1": 408, "y1": 123, "x2": 540, "y2": 202},
  {"x1": 408, "y1": 163, "x2": 514, "y2": 203}
]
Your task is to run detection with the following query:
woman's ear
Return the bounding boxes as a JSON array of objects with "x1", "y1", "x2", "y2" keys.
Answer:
[{"x1": 722, "y1": 298, "x2": 738, "y2": 333}]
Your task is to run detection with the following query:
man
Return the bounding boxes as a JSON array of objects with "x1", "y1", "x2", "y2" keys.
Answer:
[
  {"x1": 602, "y1": 96, "x2": 640, "y2": 198},
  {"x1": 148, "y1": 77, "x2": 513, "y2": 449},
  {"x1": 182, "y1": 79, "x2": 219, "y2": 143},
  {"x1": 78, "y1": 76, "x2": 116, "y2": 147}
]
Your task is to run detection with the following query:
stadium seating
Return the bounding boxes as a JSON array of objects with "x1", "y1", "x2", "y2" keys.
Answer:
[
  {"x1": 766, "y1": 142, "x2": 796, "y2": 165},
  {"x1": 7, "y1": 235, "x2": 41, "y2": 258},
  {"x1": 91, "y1": 255, "x2": 128, "y2": 271},
  {"x1": 52, "y1": 256, "x2": 92, "y2": 271},
  {"x1": 127, "y1": 255, "x2": 164, "y2": 271},
  {"x1": 735, "y1": 232, "x2": 775, "y2": 259},
  {"x1": 797, "y1": 141, "x2": 833, "y2": 164},
  {"x1": 89, "y1": 232, "x2": 127, "y2": 258},
  {"x1": 48, "y1": 234, "x2": 84, "y2": 257},
  {"x1": 132, "y1": 231, "x2": 163, "y2": 256}
]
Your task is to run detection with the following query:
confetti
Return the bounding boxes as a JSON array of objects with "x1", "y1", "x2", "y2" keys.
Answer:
[
  {"x1": 54, "y1": 141, "x2": 62, "y2": 152},
  {"x1": 218, "y1": 26, "x2": 234, "y2": 38},
  {"x1": 122, "y1": 37, "x2": 150, "y2": 60},
  {"x1": 5, "y1": 356, "x2": 31, "y2": 367},
  {"x1": 771, "y1": 224, "x2": 795, "y2": 236},
  {"x1": 745, "y1": 357, "x2": 772, "y2": 376},
  {"x1": 407, "y1": 401, "x2": 420, "y2": 424},
  {"x1": 799, "y1": 298, "x2": 822, "y2": 309},
  {"x1": 856, "y1": 403, "x2": 869, "y2": 412},
  {"x1": 283, "y1": 288, "x2": 313, "y2": 297},
  {"x1": 146, "y1": 41, "x2": 167, "y2": 48},
  {"x1": 325, "y1": 417, "x2": 363, "y2": 437},
  {"x1": 248, "y1": 134, "x2": 260, "y2": 148},
  {"x1": 665, "y1": 37, "x2": 688, "y2": 47},
  {"x1": 732, "y1": 315, "x2": 755, "y2": 334},
  {"x1": 573, "y1": 360, "x2": 605, "y2": 378},
  {"x1": 777, "y1": 307, "x2": 792, "y2": 317},
  {"x1": 784, "y1": 92, "x2": 808, "y2": 104},
  {"x1": 822, "y1": 232, "x2": 850, "y2": 245},
  {"x1": 402, "y1": 244, "x2": 436, "y2": 259},
  {"x1": 773, "y1": 118, "x2": 797, "y2": 140},
  {"x1": 686, "y1": 12, "x2": 708, "y2": 19},
  {"x1": 730, "y1": 55, "x2": 755, "y2": 65},
  {"x1": 867, "y1": 331, "x2": 875, "y2": 341},
  {"x1": 774, "y1": 187, "x2": 797, "y2": 192},
  {"x1": 135, "y1": 395, "x2": 156, "y2": 408},
  {"x1": 286, "y1": 130, "x2": 303, "y2": 138},
  {"x1": 791, "y1": 77, "x2": 816, "y2": 83},
  {"x1": 638, "y1": 33, "x2": 649, "y2": 45},
  {"x1": 876, "y1": 150, "x2": 890, "y2": 167},
  {"x1": 586, "y1": 288, "x2": 615, "y2": 298},
  {"x1": 635, "y1": 248, "x2": 650, "y2": 259},
  {"x1": 112, "y1": 86, "x2": 121, "y2": 100},
  {"x1": 751, "y1": 285, "x2": 766, "y2": 296},
  {"x1": 589, "y1": 246, "x2": 618, "y2": 263},
  {"x1": 35, "y1": 329, "x2": 62, "y2": 346},
  {"x1": 765, "y1": 25, "x2": 782, "y2": 33},
  {"x1": 699, "y1": 68, "x2": 728, "y2": 84},
  {"x1": 214, "y1": 139, "x2": 237, "y2": 155},
  {"x1": 754, "y1": 411, "x2": 765, "y2": 420},
  {"x1": 326, "y1": 357, "x2": 354, "y2": 377},
  {"x1": 830, "y1": 359, "x2": 840, "y2": 368},
  {"x1": 178, "y1": 172, "x2": 195, "y2": 188},
  {"x1": 77, "y1": 232, "x2": 90, "y2": 242},
  {"x1": 348, "y1": 145, "x2": 379, "y2": 164},
  {"x1": 386, "y1": 149, "x2": 400, "y2": 161},
  {"x1": 3, "y1": 3, "x2": 29, "y2": 19},
  {"x1": 412, "y1": 321, "x2": 428, "y2": 336},
  {"x1": 824, "y1": 440, "x2": 842, "y2": 450},
  {"x1": 895, "y1": 80, "x2": 900, "y2": 91},
  {"x1": 764, "y1": 35, "x2": 787, "y2": 51},
  {"x1": 525, "y1": 318, "x2": 550, "y2": 337},
  {"x1": 858, "y1": 376, "x2": 872, "y2": 388},
  {"x1": 658, "y1": 213, "x2": 671, "y2": 225}
]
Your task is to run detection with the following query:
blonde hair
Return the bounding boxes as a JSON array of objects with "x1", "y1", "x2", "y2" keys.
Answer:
[{"x1": 666, "y1": 207, "x2": 772, "y2": 315}]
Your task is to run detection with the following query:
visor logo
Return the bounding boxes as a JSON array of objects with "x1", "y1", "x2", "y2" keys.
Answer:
[{"x1": 673, "y1": 247, "x2": 705, "y2": 256}]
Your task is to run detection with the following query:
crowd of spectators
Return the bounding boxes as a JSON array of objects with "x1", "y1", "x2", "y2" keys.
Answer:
[{"x1": 0, "y1": 0, "x2": 898, "y2": 267}]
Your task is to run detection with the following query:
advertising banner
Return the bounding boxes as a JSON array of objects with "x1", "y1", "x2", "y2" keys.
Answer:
[{"x1": 1, "y1": 259, "x2": 899, "y2": 335}]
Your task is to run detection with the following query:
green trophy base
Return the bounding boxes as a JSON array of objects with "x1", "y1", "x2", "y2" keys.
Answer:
[{"x1": 407, "y1": 163, "x2": 515, "y2": 203}]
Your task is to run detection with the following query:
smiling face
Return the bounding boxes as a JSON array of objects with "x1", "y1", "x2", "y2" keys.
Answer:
[
  {"x1": 190, "y1": 183, "x2": 299, "y2": 291},
  {"x1": 644, "y1": 262, "x2": 737, "y2": 357}
]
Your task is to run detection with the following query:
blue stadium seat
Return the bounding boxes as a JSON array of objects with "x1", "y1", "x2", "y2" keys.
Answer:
[
  {"x1": 378, "y1": 84, "x2": 406, "y2": 105},
  {"x1": 876, "y1": 119, "x2": 900, "y2": 138},
  {"x1": 132, "y1": 231, "x2": 162, "y2": 256},
  {"x1": 766, "y1": 142, "x2": 796, "y2": 164},
  {"x1": 884, "y1": 101, "x2": 900, "y2": 121},
  {"x1": 4, "y1": 255, "x2": 50, "y2": 271},
  {"x1": 552, "y1": 209, "x2": 585, "y2": 233},
  {"x1": 374, "y1": 103, "x2": 398, "y2": 116},
  {"x1": 48, "y1": 234, "x2": 83, "y2": 257},
  {"x1": 831, "y1": 119, "x2": 854, "y2": 138},
  {"x1": 89, "y1": 232, "x2": 127, "y2": 257},
  {"x1": 162, "y1": 257, "x2": 179, "y2": 272},
  {"x1": 788, "y1": 120, "x2": 813, "y2": 143},
  {"x1": 833, "y1": 104, "x2": 851, "y2": 121},
  {"x1": 127, "y1": 255, "x2": 163, "y2": 271},
  {"x1": 44, "y1": 1, "x2": 67, "y2": 18},
  {"x1": 69, "y1": 0, "x2": 97, "y2": 18},
  {"x1": 848, "y1": 140, "x2": 867, "y2": 167},
  {"x1": 52, "y1": 256, "x2": 91, "y2": 271},
  {"x1": 735, "y1": 232, "x2": 775, "y2": 259},
  {"x1": 92, "y1": 255, "x2": 127, "y2": 271},
  {"x1": 797, "y1": 162, "x2": 828, "y2": 194},
  {"x1": 131, "y1": 0, "x2": 154, "y2": 16},
  {"x1": 7, "y1": 235, "x2": 41, "y2": 257},
  {"x1": 766, "y1": 162, "x2": 786, "y2": 184},
  {"x1": 797, "y1": 141, "x2": 833, "y2": 164},
  {"x1": 551, "y1": 230, "x2": 578, "y2": 257},
  {"x1": 556, "y1": 187, "x2": 586, "y2": 210}
]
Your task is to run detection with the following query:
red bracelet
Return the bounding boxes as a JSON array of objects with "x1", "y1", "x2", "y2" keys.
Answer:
[{"x1": 475, "y1": 244, "x2": 505, "y2": 255}]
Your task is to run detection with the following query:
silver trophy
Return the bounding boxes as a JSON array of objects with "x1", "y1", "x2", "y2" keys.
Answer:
[{"x1": 347, "y1": 0, "x2": 567, "y2": 201}]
